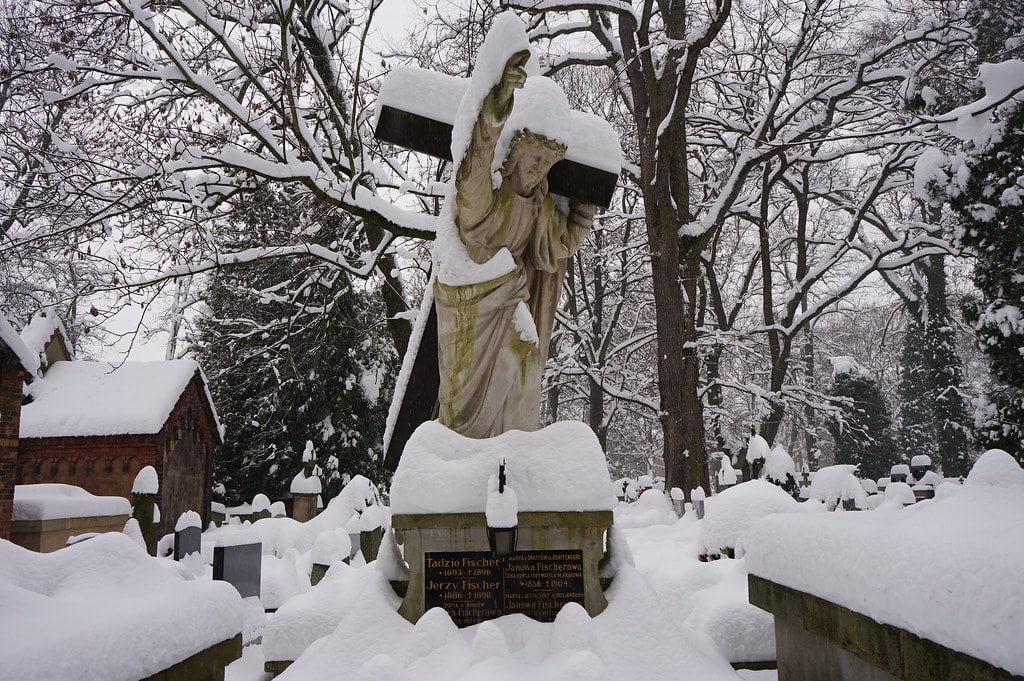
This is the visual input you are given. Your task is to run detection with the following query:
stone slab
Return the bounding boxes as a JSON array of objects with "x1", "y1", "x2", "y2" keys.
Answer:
[
  {"x1": 140, "y1": 633, "x2": 242, "y2": 681},
  {"x1": 749, "y1": 574, "x2": 1023, "y2": 681}
]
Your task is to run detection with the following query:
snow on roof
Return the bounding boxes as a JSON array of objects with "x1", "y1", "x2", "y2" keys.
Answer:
[
  {"x1": 389, "y1": 420, "x2": 616, "y2": 515},
  {"x1": 13, "y1": 484, "x2": 131, "y2": 521},
  {"x1": 1, "y1": 533, "x2": 243, "y2": 681},
  {"x1": 0, "y1": 314, "x2": 40, "y2": 376},
  {"x1": 19, "y1": 310, "x2": 74, "y2": 364},
  {"x1": 745, "y1": 454, "x2": 1024, "y2": 676},
  {"x1": 20, "y1": 359, "x2": 205, "y2": 438}
]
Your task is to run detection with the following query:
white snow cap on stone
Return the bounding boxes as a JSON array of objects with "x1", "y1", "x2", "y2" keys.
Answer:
[
  {"x1": 746, "y1": 433, "x2": 771, "y2": 463},
  {"x1": 485, "y1": 470, "x2": 519, "y2": 528},
  {"x1": 311, "y1": 528, "x2": 352, "y2": 566},
  {"x1": 910, "y1": 454, "x2": 932, "y2": 468},
  {"x1": 691, "y1": 486, "x2": 706, "y2": 501},
  {"x1": 670, "y1": 487, "x2": 685, "y2": 501},
  {"x1": 132, "y1": 465, "x2": 159, "y2": 495},
  {"x1": 390, "y1": 421, "x2": 614, "y2": 514},
  {"x1": 302, "y1": 440, "x2": 315, "y2": 463},
  {"x1": 884, "y1": 481, "x2": 917, "y2": 506},
  {"x1": 966, "y1": 449, "x2": 1024, "y2": 487},
  {"x1": 291, "y1": 470, "x2": 323, "y2": 495},
  {"x1": 175, "y1": 510, "x2": 202, "y2": 531},
  {"x1": 14, "y1": 484, "x2": 130, "y2": 521},
  {"x1": 252, "y1": 493, "x2": 271, "y2": 513},
  {"x1": 891, "y1": 463, "x2": 910, "y2": 477}
]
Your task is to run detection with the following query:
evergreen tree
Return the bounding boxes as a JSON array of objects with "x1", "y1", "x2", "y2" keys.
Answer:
[
  {"x1": 948, "y1": 2, "x2": 1024, "y2": 464},
  {"x1": 194, "y1": 189, "x2": 396, "y2": 505},
  {"x1": 827, "y1": 359, "x2": 897, "y2": 480},
  {"x1": 951, "y1": 101, "x2": 1024, "y2": 463},
  {"x1": 895, "y1": 265, "x2": 973, "y2": 476}
]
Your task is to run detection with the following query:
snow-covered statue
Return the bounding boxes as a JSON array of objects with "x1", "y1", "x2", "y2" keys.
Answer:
[{"x1": 433, "y1": 16, "x2": 597, "y2": 438}]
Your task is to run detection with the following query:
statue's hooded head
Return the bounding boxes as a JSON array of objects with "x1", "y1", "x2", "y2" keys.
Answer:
[{"x1": 495, "y1": 76, "x2": 572, "y2": 197}]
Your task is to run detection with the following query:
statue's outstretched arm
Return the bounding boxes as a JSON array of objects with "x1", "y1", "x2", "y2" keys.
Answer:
[{"x1": 455, "y1": 51, "x2": 530, "y2": 234}]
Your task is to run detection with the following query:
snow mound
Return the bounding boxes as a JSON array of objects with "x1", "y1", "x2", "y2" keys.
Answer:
[
  {"x1": 613, "y1": 491, "x2": 678, "y2": 529},
  {"x1": 697, "y1": 480, "x2": 799, "y2": 557},
  {"x1": 0, "y1": 533, "x2": 243, "y2": 681},
  {"x1": 13, "y1": 484, "x2": 130, "y2": 521},
  {"x1": 746, "y1": 434, "x2": 771, "y2": 463},
  {"x1": 965, "y1": 449, "x2": 1024, "y2": 487},
  {"x1": 390, "y1": 421, "x2": 614, "y2": 514},
  {"x1": 807, "y1": 464, "x2": 860, "y2": 509},
  {"x1": 763, "y1": 446, "x2": 796, "y2": 480}
]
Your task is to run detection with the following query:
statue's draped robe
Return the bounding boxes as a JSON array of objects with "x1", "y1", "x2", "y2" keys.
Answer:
[{"x1": 435, "y1": 90, "x2": 591, "y2": 438}]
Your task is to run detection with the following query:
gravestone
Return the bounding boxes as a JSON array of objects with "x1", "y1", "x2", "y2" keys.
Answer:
[
  {"x1": 213, "y1": 543, "x2": 262, "y2": 598},
  {"x1": 423, "y1": 550, "x2": 585, "y2": 627},
  {"x1": 173, "y1": 525, "x2": 201, "y2": 560}
]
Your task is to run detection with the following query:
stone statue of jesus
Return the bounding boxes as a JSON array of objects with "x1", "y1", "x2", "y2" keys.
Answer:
[{"x1": 434, "y1": 50, "x2": 597, "y2": 438}]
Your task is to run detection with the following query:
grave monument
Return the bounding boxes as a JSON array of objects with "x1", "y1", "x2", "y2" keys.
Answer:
[{"x1": 376, "y1": 12, "x2": 622, "y2": 627}]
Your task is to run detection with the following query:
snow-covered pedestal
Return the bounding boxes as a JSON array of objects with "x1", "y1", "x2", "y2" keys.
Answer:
[
  {"x1": 12, "y1": 484, "x2": 131, "y2": 552},
  {"x1": 745, "y1": 449, "x2": 1024, "y2": 681},
  {"x1": 389, "y1": 421, "x2": 615, "y2": 625}
]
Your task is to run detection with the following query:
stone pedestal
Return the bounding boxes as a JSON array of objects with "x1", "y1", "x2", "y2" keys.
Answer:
[
  {"x1": 291, "y1": 493, "x2": 318, "y2": 522},
  {"x1": 392, "y1": 510, "x2": 612, "y2": 625}
]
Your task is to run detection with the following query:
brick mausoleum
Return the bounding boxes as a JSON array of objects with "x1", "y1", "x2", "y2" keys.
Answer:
[
  {"x1": 1, "y1": 312, "x2": 222, "y2": 539},
  {"x1": 0, "y1": 318, "x2": 34, "y2": 541}
]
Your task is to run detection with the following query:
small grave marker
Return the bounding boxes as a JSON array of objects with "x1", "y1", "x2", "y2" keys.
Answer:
[
  {"x1": 213, "y1": 543, "x2": 262, "y2": 598},
  {"x1": 173, "y1": 525, "x2": 201, "y2": 560}
]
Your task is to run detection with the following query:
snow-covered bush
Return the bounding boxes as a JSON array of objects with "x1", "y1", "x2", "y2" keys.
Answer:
[{"x1": 697, "y1": 480, "x2": 799, "y2": 559}]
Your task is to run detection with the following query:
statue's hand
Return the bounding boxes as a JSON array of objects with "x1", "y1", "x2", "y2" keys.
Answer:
[{"x1": 497, "y1": 50, "x2": 530, "y2": 110}]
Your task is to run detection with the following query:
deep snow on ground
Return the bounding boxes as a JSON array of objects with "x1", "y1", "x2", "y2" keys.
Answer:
[{"x1": 220, "y1": 488, "x2": 775, "y2": 681}]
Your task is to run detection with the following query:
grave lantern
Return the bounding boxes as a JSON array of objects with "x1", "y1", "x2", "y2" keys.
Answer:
[{"x1": 486, "y1": 461, "x2": 518, "y2": 557}]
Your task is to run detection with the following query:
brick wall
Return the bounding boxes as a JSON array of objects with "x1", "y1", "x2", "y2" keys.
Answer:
[
  {"x1": 157, "y1": 376, "x2": 220, "y2": 535},
  {"x1": 18, "y1": 435, "x2": 159, "y2": 499},
  {"x1": 0, "y1": 347, "x2": 25, "y2": 540}
]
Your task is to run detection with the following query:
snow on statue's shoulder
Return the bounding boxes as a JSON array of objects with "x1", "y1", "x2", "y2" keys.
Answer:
[{"x1": 390, "y1": 421, "x2": 615, "y2": 515}]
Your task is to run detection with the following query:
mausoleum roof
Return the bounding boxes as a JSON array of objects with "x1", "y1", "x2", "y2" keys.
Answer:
[{"x1": 20, "y1": 359, "x2": 217, "y2": 439}]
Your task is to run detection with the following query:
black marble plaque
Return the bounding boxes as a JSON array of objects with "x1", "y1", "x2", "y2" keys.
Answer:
[
  {"x1": 213, "y1": 542, "x2": 262, "y2": 598},
  {"x1": 423, "y1": 550, "x2": 585, "y2": 627}
]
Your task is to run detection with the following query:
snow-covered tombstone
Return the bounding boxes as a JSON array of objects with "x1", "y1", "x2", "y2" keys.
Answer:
[
  {"x1": 131, "y1": 465, "x2": 159, "y2": 555},
  {"x1": 251, "y1": 493, "x2": 272, "y2": 521},
  {"x1": 173, "y1": 510, "x2": 202, "y2": 560}
]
